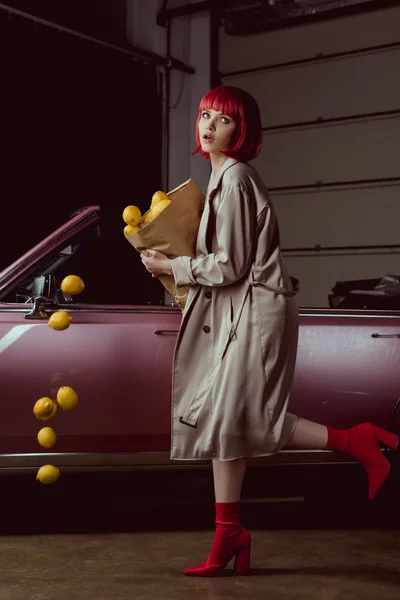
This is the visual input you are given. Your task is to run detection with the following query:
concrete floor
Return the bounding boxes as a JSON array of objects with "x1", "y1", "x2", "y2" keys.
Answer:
[
  {"x1": 1, "y1": 466, "x2": 400, "y2": 599},
  {"x1": 1, "y1": 529, "x2": 400, "y2": 600}
]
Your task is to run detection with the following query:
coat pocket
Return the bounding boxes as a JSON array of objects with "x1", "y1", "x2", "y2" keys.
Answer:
[{"x1": 224, "y1": 296, "x2": 237, "y2": 340}]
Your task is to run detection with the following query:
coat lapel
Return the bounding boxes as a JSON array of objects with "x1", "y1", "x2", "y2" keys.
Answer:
[
  {"x1": 207, "y1": 157, "x2": 239, "y2": 198},
  {"x1": 179, "y1": 158, "x2": 240, "y2": 323}
]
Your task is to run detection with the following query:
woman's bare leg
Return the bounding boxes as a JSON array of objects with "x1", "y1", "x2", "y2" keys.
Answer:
[
  {"x1": 210, "y1": 418, "x2": 328, "y2": 498},
  {"x1": 212, "y1": 458, "x2": 246, "y2": 502},
  {"x1": 283, "y1": 417, "x2": 328, "y2": 449},
  {"x1": 282, "y1": 415, "x2": 399, "y2": 500},
  {"x1": 184, "y1": 458, "x2": 249, "y2": 576}
]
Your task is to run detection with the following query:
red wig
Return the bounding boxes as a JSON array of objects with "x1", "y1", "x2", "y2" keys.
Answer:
[{"x1": 194, "y1": 85, "x2": 262, "y2": 162}]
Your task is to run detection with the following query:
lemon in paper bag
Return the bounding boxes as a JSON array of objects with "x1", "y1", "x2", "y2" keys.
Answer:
[
  {"x1": 151, "y1": 191, "x2": 170, "y2": 208},
  {"x1": 124, "y1": 224, "x2": 140, "y2": 236},
  {"x1": 123, "y1": 205, "x2": 141, "y2": 227},
  {"x1": 150, "y1": 199, "x2": 171, "y2": 219}
]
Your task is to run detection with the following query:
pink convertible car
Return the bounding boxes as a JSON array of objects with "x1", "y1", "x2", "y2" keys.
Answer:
[{"x1": 0, "y1": 206, "x2": 399, "y2": 492}]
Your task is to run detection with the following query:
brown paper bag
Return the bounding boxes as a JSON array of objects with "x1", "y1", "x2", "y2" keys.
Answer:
[{"x1": 125, "y1": 178, "x2": 205, "y2": 310}]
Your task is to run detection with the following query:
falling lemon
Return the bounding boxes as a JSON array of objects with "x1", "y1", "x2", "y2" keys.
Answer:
[
  {"x1": 124, "y1": 224, "x2": 140, "y2": 236},
  {"x1": 151, "y1": 191, "x2": 170, "y2": 208},
  {"x1": 48, "y1": 311, "x2": 72, "y2": 331},
  {"x1": 57, "y1": 386, "x2": 78, "y2": 410},
  {"x1": 122, "y1": 205, "x2": 141, "y2": 226},
  {"x1": 33, "y1": 397, "x2": 58, "y2": 421},
  {"x1": 151, "y1": 199, "x2": 171, "y2": 219},
  {"x1": 37, "y1": 427, "x2": 57, "y2": 448},
  {"x1": 61, "y1": 275, "x2": 85, "y2": 296},
  {"x1": 36, "y1": 465, "x2": 60, "y2": 484}
]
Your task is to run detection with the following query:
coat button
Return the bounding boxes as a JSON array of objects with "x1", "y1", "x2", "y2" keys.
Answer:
[
  {"x1": 205, "y1": 291, "x2": 212, "y2": 299},
  {"x1": 203, "y1": 325, "x2": 211, "y2": 333}
]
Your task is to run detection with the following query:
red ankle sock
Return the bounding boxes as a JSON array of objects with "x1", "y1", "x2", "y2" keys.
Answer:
[
  {"x1": 215, "y1": 501, "x2": 241, "y2": 527},
  {"x1": 207, "y1": 502, "x2": 243, "y2": 563},
  {"x1": 325, "y1": 426, "x2": 350, "y2": 453},
  {"x1": 184, "y1": 501, "x2": 251, "y2": 576}
]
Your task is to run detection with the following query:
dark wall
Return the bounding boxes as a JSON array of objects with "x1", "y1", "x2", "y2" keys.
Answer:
[
  {"x1": 0, "y1": 0, "x2": 129, "y2": 45},
  {"x1": 1, "y1": 8, "x2": 164, "y2": 305}
]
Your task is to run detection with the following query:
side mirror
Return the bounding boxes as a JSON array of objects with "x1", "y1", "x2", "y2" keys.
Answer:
[
  {"x1": 23, "y1": 275, "x2": 58, "y2": 319},
  {"x1": 17, "y1": 274, "x2": 57, "y2": 303},
  {"x1": 23, "y1": 275, "x2": 73, "y2": 318},
  {"x1": 31, "y1": 274, "x2": 58, "y2": 300},
  {"x1": 31, "y1": 274, "x2": 72, "y2": 303}
]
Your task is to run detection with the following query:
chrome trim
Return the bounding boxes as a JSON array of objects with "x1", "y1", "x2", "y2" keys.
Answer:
[
  {"x1": 0, "y1": 449, "x2": 356, "y2": 475},
  {"x1": 242, "y1": 497, "x2": 305, "y2": 504},
  {"x1": 0, "y1": 305, "x2": 180, "y2": 315},
  {"x1": 1, "y1": 304, "x2": 400, "y2": 318},
  {"x1": 0, "y1": 307, "x2": 37, "y2": 313},
  {"x1": 299, "y1": 311, "x2": 400, "y2": 319},
  {"x1": 53, "y1": 306, "x2": 180, "y2": 314},
  {"x1": 23, "y1": 298, "x2": 51, "y2": 320}
]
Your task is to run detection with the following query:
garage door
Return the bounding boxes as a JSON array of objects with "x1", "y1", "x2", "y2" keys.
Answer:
[{"x1": 219, "y1": 5, "x2": 400, "y2": 307}]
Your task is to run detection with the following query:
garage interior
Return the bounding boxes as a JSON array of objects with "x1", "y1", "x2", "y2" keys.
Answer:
[{"x1": 1, "y1": 1, "x2": 400, "y2": 599}]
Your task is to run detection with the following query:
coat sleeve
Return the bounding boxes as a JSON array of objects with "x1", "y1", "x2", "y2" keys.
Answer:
[{"x1": 170, "y1": 183, "x2": 256, "y2": 287}]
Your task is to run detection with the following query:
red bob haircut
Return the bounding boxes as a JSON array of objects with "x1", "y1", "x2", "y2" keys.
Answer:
[{"x1": 194, "y1": 85, "x2": 262, "y2": 162}]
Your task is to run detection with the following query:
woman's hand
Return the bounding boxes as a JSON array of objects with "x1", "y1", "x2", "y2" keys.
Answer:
[{"x1": 141, "y1": 249, "x2": 173, "y2": 278}]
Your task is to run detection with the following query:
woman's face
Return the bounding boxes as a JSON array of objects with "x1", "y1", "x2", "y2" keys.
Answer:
[{"x1": 198, "y1": 108, "x2": 236, "y2": 156}]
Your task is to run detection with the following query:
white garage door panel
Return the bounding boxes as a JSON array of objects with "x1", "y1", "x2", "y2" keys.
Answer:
[
  {"x1": 271, "y1": 186, "x2": 400, "y2": 248},
  {"x1": 219, "y1": 6, "x2": 400, "y2": 308},
  {"x1": 284, "y1": 253, "x2": 400, "y2": 308},
  {"x1": 226, "y1": 49, "x2": 400, "y2": 126},
  {"x1": 220, "y1": 6, "x2": 400, "y2": 72},
  {"x1": 254, "y1": 117, "x2": 400, "y2": 188}
]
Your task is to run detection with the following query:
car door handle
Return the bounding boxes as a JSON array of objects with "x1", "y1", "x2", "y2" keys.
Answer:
[
  {"x1": 153, "y1": 329, "x2": 179, "y2": 335},
  {"x1": 371, "y1": 333, "x2": 400, "y2": 339}
]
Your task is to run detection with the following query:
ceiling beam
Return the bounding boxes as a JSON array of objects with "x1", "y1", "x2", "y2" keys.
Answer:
[
  {"x1": 157, "y1": 0, "x2": 246, "y2": 26},
  {"x1": 0, "y1": 2, "x2": 195, "y2": 73},
  {"x1": 157, "y1": 0, "x2": 400, "y2": 27}
]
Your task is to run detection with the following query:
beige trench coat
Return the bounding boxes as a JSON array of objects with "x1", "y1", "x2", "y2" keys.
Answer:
[{"x1": 170, "y1": 157, "x2": 299, "y2": 461}]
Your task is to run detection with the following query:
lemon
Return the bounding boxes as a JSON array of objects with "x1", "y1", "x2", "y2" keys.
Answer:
[
  {"x1": 140, "y1": 212, "x2": 153, "y2": 227},
  {"x1": 122, "y1": 205, "x2": 141, "y2": 226},
  {"x1": 151, "y1": 199, "x2": 171, "y2": 219},
  {"x1": 48, "y1": 311, "x2": 72, "y2": 331},
  {"x1": 36, "y1": 465, "x2": 60, "y2": 484},
  {"x1": 124, "y1": 224, "x2": 140, "y2": 236},
  {"x1": 37, "y1": 427, "x2": 57, "y2": 448},
  {"x1": 33, "y1": 397, "x2": 58, "y2": 421},
  {"x1": 61, "y1": 275, "x2": 85, "y2": 296},
  {"x1": 151, "y1": 191, "x2": 170, "y2": 208},
  {"x1": 57, "y1": 386, "x2": 78, "y2": 410}
]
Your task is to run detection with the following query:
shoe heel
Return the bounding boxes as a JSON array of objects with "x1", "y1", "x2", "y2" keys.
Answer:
[
  {"x1": 234, "y1": 543, "x2": 251, "y2": 575},
  {"x1": 374, "y1": 426, "x2": 399, "y2": 450}
]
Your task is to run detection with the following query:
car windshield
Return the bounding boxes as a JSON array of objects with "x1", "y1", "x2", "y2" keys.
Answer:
[{"x1": 0, "y1": 216, "x2": 165, "y2": 306}]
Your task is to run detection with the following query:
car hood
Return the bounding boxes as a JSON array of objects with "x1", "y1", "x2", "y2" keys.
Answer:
[{"x1": 0, "y1": 206, "x2": 100, "y2": 300}]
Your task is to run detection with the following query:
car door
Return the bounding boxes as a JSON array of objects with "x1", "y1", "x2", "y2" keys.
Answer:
[
  {"x1": 0, "y1": 206, "x2": 181, "y2": 462},
  {"x1": 290, "y1": 309, "x2": 400, "y2": 432},
  {"x1": 0, "y1": 306, "x2": 181, "y2": 456}
]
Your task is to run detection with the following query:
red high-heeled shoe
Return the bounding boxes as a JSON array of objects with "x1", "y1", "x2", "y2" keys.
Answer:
[
  {"x1": 184, "y1": 502, "x2": 251, "y2": 577},
  {"x1": 326, "y1": 422, "x2": 399, "y2": 500}
]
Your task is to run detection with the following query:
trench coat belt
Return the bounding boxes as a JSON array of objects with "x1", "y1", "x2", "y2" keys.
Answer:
[
  {"x1": 252, "y1": 278, "x2": 299, "y2": 297},
  {"x1": 179, "y1": 274, "x2": 299, "y2": 429}
]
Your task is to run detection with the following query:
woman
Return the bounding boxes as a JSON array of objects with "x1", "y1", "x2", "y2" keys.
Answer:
[{"x1": 141, "y1": 85, "x2": 398, "y2": 577}]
